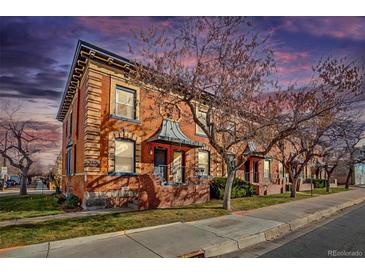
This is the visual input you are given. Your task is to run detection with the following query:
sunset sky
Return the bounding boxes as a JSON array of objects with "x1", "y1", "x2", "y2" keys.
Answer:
[{"x1": 1, "y1": 16, "x2": 365, "y2": 167}]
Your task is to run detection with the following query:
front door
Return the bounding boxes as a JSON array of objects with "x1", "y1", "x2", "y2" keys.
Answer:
[
  {"x1": 154, "y1": 148, "x2": 167, "y2": 182},
  {"x1": 172, "y1": 151, "x2": 185, "y2": 184}
]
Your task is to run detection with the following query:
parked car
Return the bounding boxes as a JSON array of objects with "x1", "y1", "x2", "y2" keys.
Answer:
[
  {"x1": 6, "y1": 179, "x2": 17, "y2": 187},
  {"x1": 9, "y1": 176, "x2": 20, "y2": 185}
]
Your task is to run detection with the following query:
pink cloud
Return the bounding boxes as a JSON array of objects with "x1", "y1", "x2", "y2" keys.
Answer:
[
  {"x1": 77, "y1": 17, "x2": 173, "y2": 37},
  {"x1": 274, "y1": 50, "x2": 310, "y2": 64},
  {"x1": 274, "y1": 50, "x2": 313, "y2": 84},
  {"x1": 282, "y1": 17, "x2": 365, "y2": 41}
]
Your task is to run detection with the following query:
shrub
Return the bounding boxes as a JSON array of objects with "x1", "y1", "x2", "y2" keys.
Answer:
[
  {"x1": 63, "y1": 194, "x2": 81, "y2": 209},
  {"x1": 312, "y1": 179, "x2": 327, "y2": 189},
  {"x1": 210, "y1": 177, "x2": 255, "y2": 199},
  {"x1": 54, "y1": 193, "x2": 66, "y2": 205}
]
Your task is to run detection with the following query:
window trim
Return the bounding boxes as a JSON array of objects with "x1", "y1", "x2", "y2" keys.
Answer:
[
  {"x1": 115, "y1": 85, "x2": 137, "y2": 121},
  {"x1": 195, "y1": 108, "x2": 208, "y2": 137},
  {"x1": 66, "y1": 146, "x2": 72, "y2": 176},
  {"x1": 264, "y1": 159, "x2": 271, "y2": 180},
  {"x1": 278, "y1": 161, "x2": 284, "y2": 178},
  {"x1": 73, "y1": 144, "x2": 77, "y2": 175},
  {"x1": 198, "y1": 150, "x2": 210, "y2": 177},
  {"x1": 114, "y1": 138, "x2": 136, "y2": 174}
]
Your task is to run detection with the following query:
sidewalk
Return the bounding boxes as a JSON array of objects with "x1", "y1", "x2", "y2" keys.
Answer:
[
  {"x1": 0, "y1": 189, "x2": 55, "y2": 197},
  {"x1": 0, "y1": 207, "x2": 133, "y2": 228},
  {"x1": 1, "y1": 188, "x2": 364, "y2": 258}
]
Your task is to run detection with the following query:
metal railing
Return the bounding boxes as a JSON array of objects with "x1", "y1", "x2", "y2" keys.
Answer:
[
  {"x1": 153, "y1": 164, "x2": 186, "y2": 185},
  {"x1": 153, "y1": 164, "x2": 209, "y2": 185}
]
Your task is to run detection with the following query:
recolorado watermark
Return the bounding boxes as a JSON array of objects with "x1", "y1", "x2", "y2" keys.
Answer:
[{"x1": 328, "y1": 250, "x2": 363, "y2": 257}]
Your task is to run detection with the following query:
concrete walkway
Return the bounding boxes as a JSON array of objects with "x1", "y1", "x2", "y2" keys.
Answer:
[
  {"x1": 1, "y1": 188, "x2": 364, "y2": 258},
  {"x1": 0, "y1": 207, "x2": 133, "y2": 228},
  {"x1": 0, "y1": 189, "x2": 55, "y2": 197}
]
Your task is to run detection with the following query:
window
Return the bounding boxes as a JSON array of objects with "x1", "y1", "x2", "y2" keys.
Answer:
[
  {"x1": 307, "y1": 165, "x2": 312, "y2": 178},
  {"x1": 244, "y1": 161, "x2": 250, "y2": 182},
  {"x1": 198, "y1": 150, "x2": 210, "y2": 176},
  {"x1": 253, "y1": 161, "x2": 259, "y2": 183},
  {"x1": 196, "y1": 108, "x2": 207, "y2": 136},
  {"x1": 73, "y1": 144, "x2": 77, "y2": 175},
  {"x1": 278, "y1": 162, "x2": 284, "y2": 178},
  {"x1": 115, "y1": 139, "x2": 135, "y2": 173},
  {"x1": 115, "y1": 86, "x2": 136, "y2": 120},
  {"x1": 66, "y1": 147, "x2": 72, "y2": 176},
  {"x1": 67, "y1": 112, "x2": 72, "y2": 138},
  {"x1": 264, "y1": 160, "x2": 271, "y2": 180}
]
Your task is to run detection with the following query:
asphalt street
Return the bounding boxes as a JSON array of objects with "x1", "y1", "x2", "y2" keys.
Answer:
[{"x1": 224, "y1": 202, "x2": 365, "y2": 258}]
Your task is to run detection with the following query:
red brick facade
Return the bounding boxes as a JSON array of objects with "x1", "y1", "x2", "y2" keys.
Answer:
[{"x1": 57, "y1": 41, "x2": 323, "y2": 210}]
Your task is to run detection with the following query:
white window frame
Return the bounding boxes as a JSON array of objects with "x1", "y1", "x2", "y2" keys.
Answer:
[
  {"x1": 198, "y1": 150, "x2": 210, "y2": 176},
  {"x1": 115, "y1": 86, "x2": 136, "y2": 120},
  {"x1": 264, "y1": 159, "x2": 271, "y2": 180},
  {"x1": 114, "y1": 139, "x2": 136, "y2": 173},
  {"x1": 196, "y1": 108, "x2": 207, "y2": 136}
]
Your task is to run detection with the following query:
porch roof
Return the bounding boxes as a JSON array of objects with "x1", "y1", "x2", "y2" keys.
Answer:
[
  {"x1": 243, "y1": 141, "x2": 266, "y2": 158},
  {"x1": 148, "y1": 119, "x2": 204, "y2": 148}
]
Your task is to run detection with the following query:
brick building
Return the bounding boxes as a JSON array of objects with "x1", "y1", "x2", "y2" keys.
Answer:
[{"x1": 56, "y1": 41, "x2": 314, "y2": 210}]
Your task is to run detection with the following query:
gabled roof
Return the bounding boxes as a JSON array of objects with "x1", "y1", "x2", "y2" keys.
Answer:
[{"x1": 148, "y1": 119, "x2": 204, "y2": 148}]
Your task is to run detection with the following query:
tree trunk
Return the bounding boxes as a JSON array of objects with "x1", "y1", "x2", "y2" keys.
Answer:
[
  {"x1": 326, "y1": 171, "x2": 331, "y2": 193},
  {"x1": 19, "y1": 174, "x2": 28, "y2": 195},
  {"x1": 290, "y1": 179, "x2": 297, "y2": 198},
  {"x1": 345, "y1": 167, "x2": 352, "y2": 190},
  {"x1": 223, "y1": 169, "x2": 236, "y2": 210},
  {"x1": 351, "y1": 167, "x2": 356, "y2": 186},
  {"x1": 288, "y1": 171, "x2": 296, "y2": 198}
]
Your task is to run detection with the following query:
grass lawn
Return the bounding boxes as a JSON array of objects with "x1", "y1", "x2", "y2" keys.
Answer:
[
  {"x1": 0, "y1": 206, "x2": 228, "y2": 249},
  {"x1": 205, "y1": 192, "x2": 311, "y2": 211},
  {"x1": 302, "y1": 187, "x2": 349, "y2": 195},
  {"x1": 0, "y1": 194, "x2": 63, "y2": 221},
  {"x1": 0, "y1": 188, "x2": 349, "y2": 249}
]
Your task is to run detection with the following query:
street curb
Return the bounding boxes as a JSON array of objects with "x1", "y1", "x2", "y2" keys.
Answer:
[
  {"x1": 202, "y1": 196, "x2": 365, "y2": 258},
  {"x1": 123, "y1": 222, "x2": 183, "y2": 235}
]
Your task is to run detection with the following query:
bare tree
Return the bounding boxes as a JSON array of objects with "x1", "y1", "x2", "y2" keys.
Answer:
[
  {"x1": 272, "y1": 112, "x2": 334, "y2": 197},
  {"x1": 341, "y1": 120, "x2": 365, "y2": 189},
  {"x1": 0, "y1": 101, "x2": 53, "y2": 195},
  {"x1": 316, "y1": 115, "x2": 361, "y2": 192},
  {"x1": 130, "y1": 17, "x2": 364, "y2": 209}
]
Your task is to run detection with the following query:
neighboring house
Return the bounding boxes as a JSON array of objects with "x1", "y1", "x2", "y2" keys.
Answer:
[
  {"x1": 354, "y1": 145, "x2": 365, "y2": 185},
  {"x1": 56, "y1": 41, "x2": 323, "y2": 209},
  {"x1": 0, "y1": 156, "x2": 19, "y2": 178}
]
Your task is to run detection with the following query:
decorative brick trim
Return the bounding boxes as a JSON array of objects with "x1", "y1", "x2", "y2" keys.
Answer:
[
  {"x1": 83, "y1": 68, "x2": 102, "y2": 174},
  {"x1": 108, "y1": 130, "x2": 142, "y2": 174}
]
